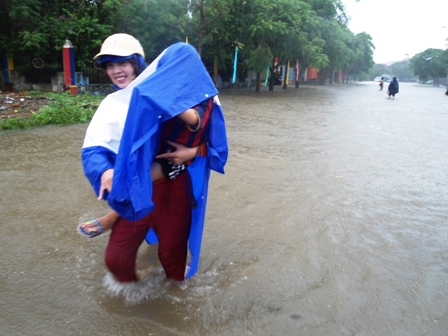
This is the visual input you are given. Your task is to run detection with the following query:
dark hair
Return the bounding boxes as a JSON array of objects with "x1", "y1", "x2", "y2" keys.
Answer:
[
  {"x1": 128, "y1": 57, "x2": 140, "y2": 76},
  {"x1": 133, "y1": 55, "x2": 147, "y2": 76}
]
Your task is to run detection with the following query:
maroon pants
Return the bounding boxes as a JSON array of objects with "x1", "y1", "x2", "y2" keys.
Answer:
[{"x1": 104, "y1": 172, "x2": 192, "y2": 282}]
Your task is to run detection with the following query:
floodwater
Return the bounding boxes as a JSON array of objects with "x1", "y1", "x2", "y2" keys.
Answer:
[{"x1": 1, "y1": 83, "x2": 447, "y2": 336}]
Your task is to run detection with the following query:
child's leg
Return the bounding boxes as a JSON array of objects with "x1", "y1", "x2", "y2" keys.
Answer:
[
  {"x1": 151, "y1": 161, "x2": 165, "y2": 182},
  {"x1": 77, "y1": 210, "x2": 120, "y2": 238},
  {"x1": 78, "y1": 162, "x2": 166, "y2": 238},
  {"x1": 97, "y1": 210, "x2": 120, "y2": 231}
]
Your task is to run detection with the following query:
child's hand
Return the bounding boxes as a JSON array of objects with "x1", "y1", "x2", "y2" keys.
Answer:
[
  {"x1": 155, "y1": 141, "x2": 199, "y2": 165},
  {"x1": 99, "y1": 168, "x2": 114, "y2": 200}
]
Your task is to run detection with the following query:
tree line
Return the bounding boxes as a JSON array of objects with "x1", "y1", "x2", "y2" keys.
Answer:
[
  {"x1": 1, "y1": 0, "x2": 376, "y2": 91},
  {"x1": 410, "y1": 48, "x2": 448, "y2": 86},
  {"x1": 368, "y1": 47, "x2": 448, "y2": 85}
]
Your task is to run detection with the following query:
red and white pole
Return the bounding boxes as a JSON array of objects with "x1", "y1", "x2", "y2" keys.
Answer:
[{"x1": 63, "y1": 40, "x2": 77, "y2": 95}]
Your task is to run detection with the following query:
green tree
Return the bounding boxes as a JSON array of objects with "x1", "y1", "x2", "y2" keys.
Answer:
[
  {"x1": 306, "y1": 0, "x2": 348, "y2": 24},
  {"x1": 317, "y1": 20, "x2": 352, "y2": 84},
  {"x1": 46, "y1": 6, "x2": 112, "y2": 67},
  {"x1": 410, "y1": 48, "x2": 447, "y2": 85},
  {"x1": 187, "y1": 0, "x2": 230, "y2": 57},
  {"x1": 282, "y1": 2, "x2": 331, "y2": 88},
  {"x1": 206, "y1": 0, "x2": 267, "y2": 88},
  {"x1": 0, "y1": 0, "x2": 44, "y2": 54},
  {"x1": 292, "y1": 12, "x2": 328, "y2": 87},
  {"x1": 388, "y1": 60, "x2": 414, "y2": 82},
  {"x1": 344, "y1": 32, "x2": 374, "y2": 81},
  {"x1": 368, "y1": 63, "x2": 390, "y2": 80},
  {"x1": 1, "y1": 0, "x2": 381, "y2": 94},
  {"x1": 118, "y1": 0, "x2": 188, "y2": 60},
  {"x1": 1, "y1": 0, "x2": 112, "y2": 67},
  {"x1": 243, "y1": 0, "x2": 323, "y2": 91},
  {"x1": 302, "y1": 0, "x2": 363, "y2": 85}
]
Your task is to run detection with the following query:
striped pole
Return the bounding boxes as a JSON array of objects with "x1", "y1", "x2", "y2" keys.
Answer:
[
  {"x1": 285, "y1": 60, "x2": 290, "y2": 87},
  {"x1": 265, "y1": 65, "x2": 269, "y2": 86},
  {"x1": 296, "y1": 59, "x2": 299, "y2": 82},
  {"x1": 63, "y1": 40, "x2": 77, "y2": 95},
  {"x1": 281, "y1": 65, "x2": 286, "y2": 86},
  {"x1": 2, "y1": 50, "x2": 10, "y2": 83},
  {"x1": 232, "y1": 46, "x2": 238, "y2": 84},
  {"x1": 2, "y1": 49, "x2": 14, "y2": 91}
]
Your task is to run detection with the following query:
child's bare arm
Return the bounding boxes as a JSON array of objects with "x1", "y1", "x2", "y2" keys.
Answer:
[{"x1": 178, "y1": 108, "x2": 199, "y2": 128}]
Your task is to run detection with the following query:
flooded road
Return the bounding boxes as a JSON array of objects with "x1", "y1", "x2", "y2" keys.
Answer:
[{"x1": 1, "y1": 83, "x2": 447, "y2": 335}]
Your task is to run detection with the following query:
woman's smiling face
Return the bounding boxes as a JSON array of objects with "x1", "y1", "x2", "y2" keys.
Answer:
[{"x1": 105, "y1": 60, "x2": 136, "y2": 89}]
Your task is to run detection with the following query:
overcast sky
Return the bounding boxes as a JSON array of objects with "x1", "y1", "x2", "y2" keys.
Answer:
[{"x1": 341, "y1": 0, "x2": 448, "y2": 64}]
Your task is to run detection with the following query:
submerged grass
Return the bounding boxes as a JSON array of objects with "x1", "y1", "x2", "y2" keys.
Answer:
[{"x1": 0, "y1": 91, "x2": 104, "y2": 131}]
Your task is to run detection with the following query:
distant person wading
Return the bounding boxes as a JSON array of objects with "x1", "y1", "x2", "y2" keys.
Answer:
[
  {"x1": 387, "y1": 77, "x2": 399, "y2": 98},
  {"x1": 379, "y1": 77, "x2": 384, "y2": 91}
]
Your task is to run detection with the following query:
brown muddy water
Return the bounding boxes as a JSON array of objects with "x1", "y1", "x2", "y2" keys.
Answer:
[{"x1": 1, "y1": 83, "x2": 447, "y2": 336}]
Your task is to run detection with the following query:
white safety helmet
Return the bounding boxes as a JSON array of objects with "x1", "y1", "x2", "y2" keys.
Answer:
[{"x1": 94, "y1": 33, "x2": 145, "y2": 59}]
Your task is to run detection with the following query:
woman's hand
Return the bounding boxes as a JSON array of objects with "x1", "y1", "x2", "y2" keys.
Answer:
[
  {"x1": 155, "y1": 140, "x2": 199, "y2": 165},
  {"x1": 98, "y1": 168, "x2": 114, "y2": 200}
]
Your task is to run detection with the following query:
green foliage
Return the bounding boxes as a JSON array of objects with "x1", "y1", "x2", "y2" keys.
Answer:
[
  {"x1": 234, "y1": 0, "x2": 322, "y2": 89},
  {"x1": 199, "y1": 0, "x2": 250, "y2": 81},
  {"x1": 47, "y1": 8, "x2": 112, "y2": 67},
  {"x1": 1, "y1": 0, "x2": 112, "y2": 67},
  {"x1": 388, "y1": 60, "x2": 415, "y2": 82},
  {"x1": 18, "y1": 31, "x2": 49, "y2": 52},
  {"x1": 246, "y1": 45, "x2": 273, "y2": 73},
  {"x1": 121, "y1": 0, "x2": 188, "y2": 59},
  {"x1": 0, "y1": 0, "x2": 42, "y2": 54},
  {"x1": 307, "y1": 0, "x2": 345, "y2": 22},
  {"x1": 410, "y1": 48, "x2": 448, "y2": 84},
  {"x1": 0, "y1": 92, "x2": 103, "y2": 131},
  {"x1": 368, "y1": 57, "x2": 437, "y2": 83},
  {"x1": 368, "y1": 63, "x2": 388, "y2": 79},
  {"x1": 187, "y1": 0, "x2": 231, "y2": 57},
  {"x1": 0, "y1": 0, "x2": 367, "y2": 80},
  {"x1": 0, "y1": 0, "x2": 406, "y2": 91},
  {"x1": 345, "y1": 32, "x2": 375, "y2": 79}
]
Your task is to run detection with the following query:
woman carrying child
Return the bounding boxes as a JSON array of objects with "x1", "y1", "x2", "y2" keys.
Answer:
[{"x1": 79, "y1": 33, "x2": 227, "y2": 282}]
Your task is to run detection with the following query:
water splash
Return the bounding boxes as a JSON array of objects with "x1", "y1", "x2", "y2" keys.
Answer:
[{"x1": 102, "y1": 270, "x2": 194, "y2": 306}]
